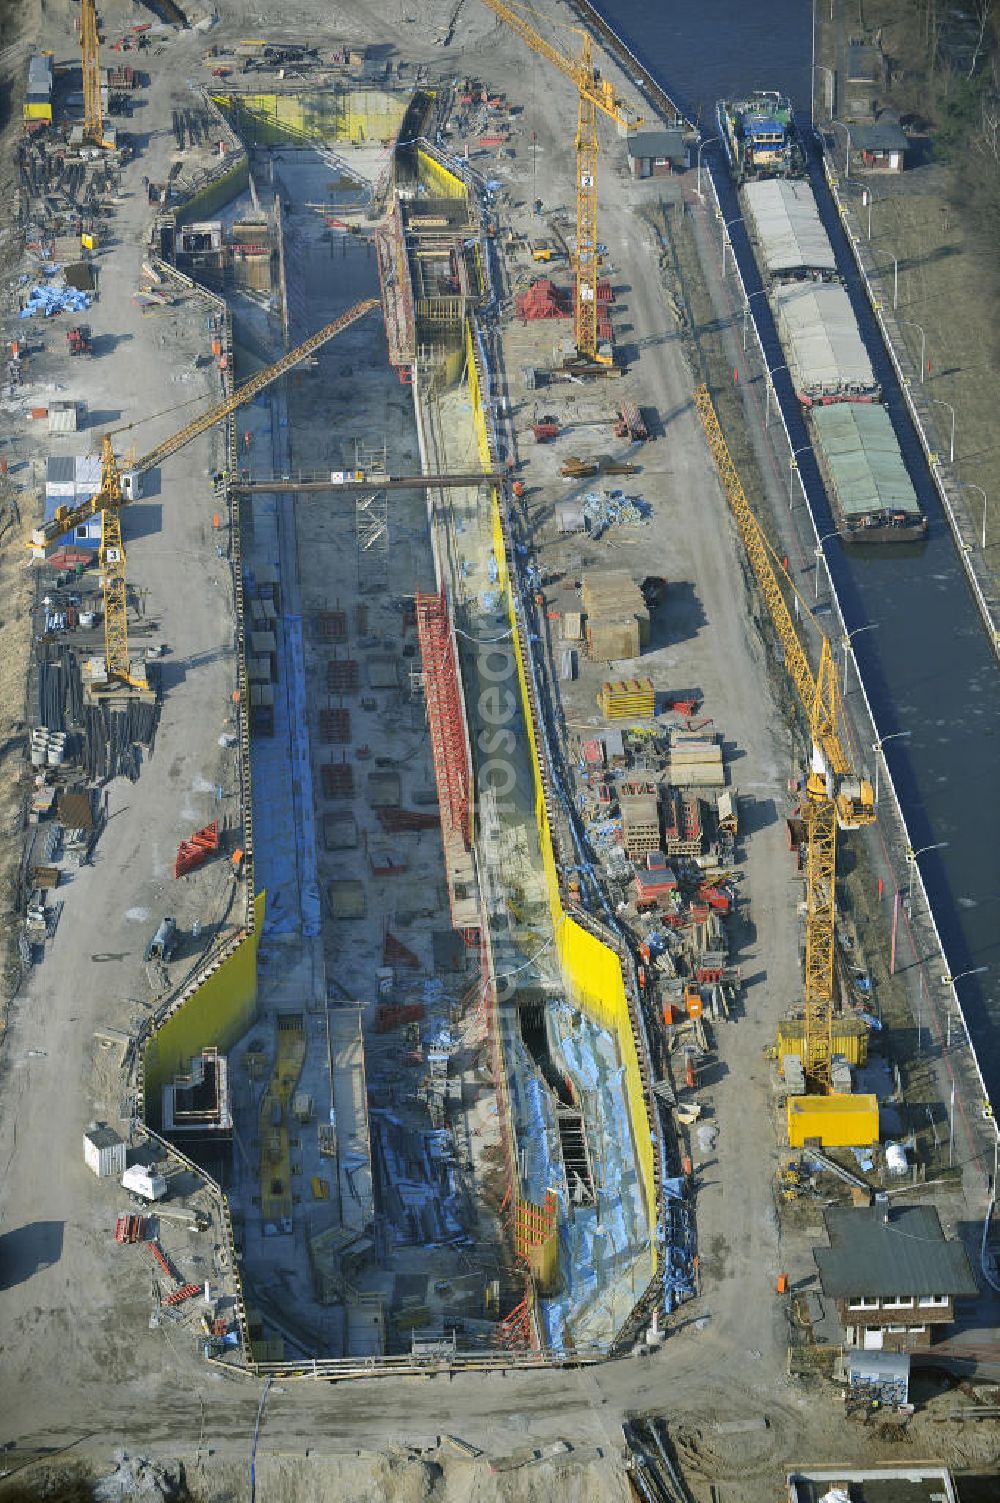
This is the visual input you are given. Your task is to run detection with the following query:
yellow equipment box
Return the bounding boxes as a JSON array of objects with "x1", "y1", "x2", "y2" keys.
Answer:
[{"x1": 787, "y1": 1092, "x2": 878, "y2": 1148}]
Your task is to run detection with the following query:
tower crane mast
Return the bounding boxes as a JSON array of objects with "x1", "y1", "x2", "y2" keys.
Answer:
[
  {"x1": 481, "y1": 0, "x2": 641, "y2": 364},
  {"x1": 81, "y1": 0, "x2": 106, "y2": 149},
  {"x1": 34, "y1": 297, "x2": 381, "y2": 689},
  {"x1": 694, "y1": 386, "x2": 875, "y2": 1092}
]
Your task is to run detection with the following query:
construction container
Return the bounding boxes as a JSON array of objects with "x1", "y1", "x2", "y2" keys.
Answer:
[
  {"x1": 84, "y1": 1123, "x2": 126, "y2": 1178},
  {"x1": 48, "y1": 400, "x2": 79, "y2": 434},
  {"x1": 122, "y1": 1164, "x2": 168, "y2": 1201},
  {"x1": 786, "y1": 1093, "x2": 878, "y2": 1149}
]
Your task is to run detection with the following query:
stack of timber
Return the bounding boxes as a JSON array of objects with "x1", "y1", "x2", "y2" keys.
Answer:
[
  {"x1": 582, "y1": 569, "x2": 649, "y2": 660},
  {"x1": 663, "y1": 728, "x2": 725, "y2": 788},
  {"x1": 598, "y1": 678, "x2": 655, "y2": 720}
]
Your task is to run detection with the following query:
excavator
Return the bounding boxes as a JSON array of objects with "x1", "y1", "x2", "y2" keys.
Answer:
[{"x1": 32, "y1": 297, "x2": 380, "y2": 692}]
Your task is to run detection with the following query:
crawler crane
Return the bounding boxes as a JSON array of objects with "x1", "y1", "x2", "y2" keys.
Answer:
[
  {"x1": 481, "y1": 0, "x2": 641, "y2": 365},
  {"x1": 694, "y1": 387, "x2": 876, "y2": 1112},
  {"x1": 32, "y1": 297, "x2": 380, "y2": 690}
]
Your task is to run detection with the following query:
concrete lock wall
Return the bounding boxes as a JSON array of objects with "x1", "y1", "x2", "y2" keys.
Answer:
[
  {"x1": 143, "y1": 892, "x2": 265, "y2": 1116},
  {"x1": 211, "y1": 90, "x2": 409, "y2": 146},
  {"x1": 176, "y1": 158, "x2": 250, "y2": 227},
  {"x1": 464, "y1": 321, "x2": 659, "y2": 1266}
]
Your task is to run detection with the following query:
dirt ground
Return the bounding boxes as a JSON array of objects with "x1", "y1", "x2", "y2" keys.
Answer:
[
  {"x1": 2, "y1": 0, "x2": 1000, "y2": 1500},
  {"x1": 0, "y1": 0, "x2": 41, "y2": 1020}
]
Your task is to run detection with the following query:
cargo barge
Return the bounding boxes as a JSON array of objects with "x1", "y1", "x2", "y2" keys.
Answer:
[
  {"x1": 717, "y1": 91, "x2": 801, "y2": 183},
  {"x1": 735, "y1": 173, "x2": 927, "y2": 543},
  {"x1": 811, "y1": 403, "x2": 929, "y2": 542}
]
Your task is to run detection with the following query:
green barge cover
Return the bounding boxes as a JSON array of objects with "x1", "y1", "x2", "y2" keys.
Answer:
[{"x1": 811, "y1": 402, "x2": 920, "y2": 520}]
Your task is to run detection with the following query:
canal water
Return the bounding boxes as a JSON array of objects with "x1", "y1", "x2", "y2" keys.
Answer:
[{"x1": 595, "y1": 1, "x2": 1000, "y2": 1094}]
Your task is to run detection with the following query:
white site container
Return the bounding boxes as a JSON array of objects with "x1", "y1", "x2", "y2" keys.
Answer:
[
  {"x1": 122, "y1": 1164, "x2": 168, "y2": 1202},
  {"x1": 84, "y1": 1124, "x2": 126, "y2": 1178}
]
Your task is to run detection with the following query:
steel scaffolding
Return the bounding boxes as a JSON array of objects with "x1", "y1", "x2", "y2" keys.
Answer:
[{"x1": 414, "y1": 590, "x2": 470, "y2": 851}]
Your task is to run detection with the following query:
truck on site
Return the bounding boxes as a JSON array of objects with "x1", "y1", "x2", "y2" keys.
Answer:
[{"x1": 145, "y1": 916, "x2": 177, "y2": 963}]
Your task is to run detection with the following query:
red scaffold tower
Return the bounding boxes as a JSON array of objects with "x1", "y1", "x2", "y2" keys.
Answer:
[{"x1": 414, "y1": 590, "x2": 470, "y2": 853}]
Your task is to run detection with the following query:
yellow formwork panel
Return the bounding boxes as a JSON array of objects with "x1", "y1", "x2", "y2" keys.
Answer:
[
  {"x1": 259, "y1": 1014, "x2": 307, "y2": 1226},
  {"x1": 464, "y1": 321, "x2": 496, "y2": 479},
  {"x1": 23, "y1": 101, "x2": 52, "y2": 121},
  {"x1": 786, "y1": 1092, "x2": 879, "y2": 1148},
  {"x1": 778, "y1": 1018, "x2": 870, "y2": 1068},
  {"x1": 416, "y1": 146, "x2": 467, "y2": 199},
  {"x1": 211, "y1": 89, "x2": 409, "y2": 145},
  {"x1": 143, "y1": 891, "x2": 266, "y2": 1111}
]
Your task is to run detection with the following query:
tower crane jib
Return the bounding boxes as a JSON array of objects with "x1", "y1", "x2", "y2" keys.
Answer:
[{"x1": 33, "y1": 297, "x2": 381, "y2": 687}]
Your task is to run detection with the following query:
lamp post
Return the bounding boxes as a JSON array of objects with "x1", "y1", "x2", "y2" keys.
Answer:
[
  {"x1": 871, "y1": 247, "x2": 899, "y2": 310},
  {"x1": 860, "y1": 182, "x2": 876, "y2": 240},
  {"x1": 765, "y1": 364, "x2": 787, "y2": 427},
  {"x1": 696, "y1": 135, "x2": 719, "y2": 201},
  {"x1": 940, "y1": 968, "x2": 987, "y2": 1089},
  {"x1": 896, "y1": 318, "x2": 926, "y2": 383},
  {"x1": 905, "y1": 840, "x2": 948, "y2": 905},
  {"x1": 841, "y1": 622, "x2": 878, "y2": 695},
  {"x1": 963, "y1": 483, "x2": 987, "y2": 550},
  {"x1": 814, "y1": 530, "x2": 840, "y2": 601},
  {"x1": 812, "y1": 63, "x2": 835, "y2": 120},
  {"x1": 930, "y1": 396, "x2": 956, "y2": 464},
  {"x1": 942, "y1": 966, "x2": 988, "y2": 988},
  {"x1": 742, "y1": 288, "x2": 767, "y2": 351},
  {"x1": 789, "y1": 445, "x2": 809, "y2": 509},
  {"x1": 871, "y1": 729, "x2": 910, "y2": 804},
  {"x1": 830, "y1": 118, "x2": 852, "y2": 177},
  {"x1": 721, "y1": 215, "x2": 743, "y2": 275}
]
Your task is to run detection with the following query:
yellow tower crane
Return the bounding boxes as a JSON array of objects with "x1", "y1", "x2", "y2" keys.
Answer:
[
  {"x1": 694, "y1": 386, "x2": 876, "y2": 1098},
  {"x1": 32, "y1": 297, "x2": 381, "y2": 689},
  {"x1": 81, "y1": 0, "x2": 107, "y2": 148},
  {"x1": 481, "y1": 0, "x2": 641, "y2": 365}
]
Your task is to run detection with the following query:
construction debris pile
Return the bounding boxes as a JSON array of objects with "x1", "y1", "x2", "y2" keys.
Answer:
[{"x1": 580, "y1": 487, "x2": 650, "y2": 538}]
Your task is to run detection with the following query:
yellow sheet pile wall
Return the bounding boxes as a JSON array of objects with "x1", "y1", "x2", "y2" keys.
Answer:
[
  {"x1": 415, "y1": 146, "x2": 467, "y2": 199},
  {"x1": 143, "y1": 892, "x2": 265, "y2": 1112},
  {"x1": 464, "y1": 320, "x2": 658, "y2": 1262},
  {"x1": 211, "y1": 90, "x2": 408, "y2": 145}
]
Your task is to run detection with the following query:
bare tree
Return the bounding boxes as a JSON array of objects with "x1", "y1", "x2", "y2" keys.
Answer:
[{"x1": 968, "y1": 0, "x2": 995, "y2": 78}]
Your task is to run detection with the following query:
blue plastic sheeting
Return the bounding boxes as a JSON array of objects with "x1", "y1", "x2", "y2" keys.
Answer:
[
  {"x1": 538, "y1": 1003, "x2": 651, "y2": 1352},
  {"x1": 503, "y1": 1020, "x2": 561, "y2": 1206},
  {"x1": 659, "y1": 1200, "x2": 697, "y2": 1314},
  {"x1": 19, "y1": 284, "x2": 91, "y2": 318},
  {"x1": 246, "y1": 556, "x2": 321, "y2": 937}
]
